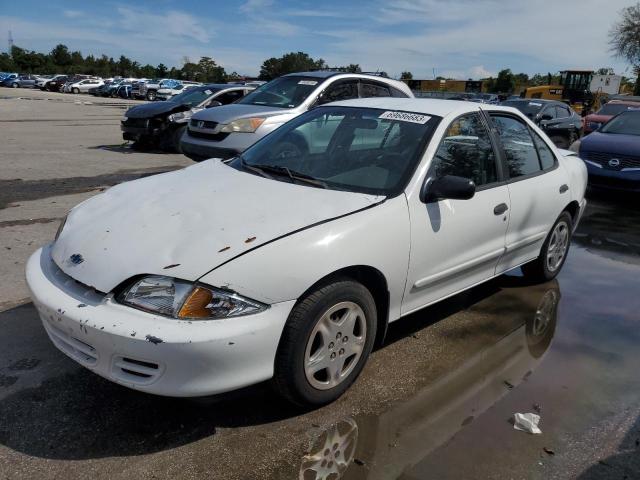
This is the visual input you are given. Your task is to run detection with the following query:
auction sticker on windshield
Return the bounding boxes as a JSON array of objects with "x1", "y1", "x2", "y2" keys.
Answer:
[
  {"x1": 298, "y1": 80, "x2": 318, "y2": 86},
  {"x1": 379, "y1": 111, "x2": 431, "y2": 124},
  {"x1": 204, "y1": 89, "x2": 212, "y2": 95}
]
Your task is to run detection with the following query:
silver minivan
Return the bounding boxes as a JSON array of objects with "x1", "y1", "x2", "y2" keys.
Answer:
[{"x1": 180, "y1": 71, "x2": 414, "y2": 161}]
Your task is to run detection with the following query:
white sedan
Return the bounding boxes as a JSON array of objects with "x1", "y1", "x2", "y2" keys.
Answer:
[{"x1": 26, "y1": 98, "x2": 587, "y2": 405}]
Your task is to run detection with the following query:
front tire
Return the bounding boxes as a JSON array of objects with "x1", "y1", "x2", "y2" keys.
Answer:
[
  {"x1": 274, "y1": 279, "x2": 377, "y2": 406},
  {"x1": 522, "y1": 212, "x2": 572, "y2": 282},
  {"x1": 146, "y1": 90, "x2": 157, "y2": 101},
  {"x1": 11, "y1": 82, "x2": 18, "y2": 88},
  {"x1": 72, "y1": 87, "x2": 80, "y2": 94}
]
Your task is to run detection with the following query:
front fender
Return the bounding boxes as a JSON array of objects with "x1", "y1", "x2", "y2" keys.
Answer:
[{"x1": 198, "y1": 195, "x2": 411, "y2": 322}]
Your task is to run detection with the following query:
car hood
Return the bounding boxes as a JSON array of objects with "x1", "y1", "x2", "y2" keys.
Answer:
[
  {"x1": 125, "y1": 101, "x2": 188, "y2": 118},
  {"x1": 581, "y1": 131, "x2": 640, "y2": 155},
  {"x1": 191, "y1": 103, "x2": 290, "y2": 124},
  {"x1": 52, "y1": 160, "x2": 384, "y2": 293}
]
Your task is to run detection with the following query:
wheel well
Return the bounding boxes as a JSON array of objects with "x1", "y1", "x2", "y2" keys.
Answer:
[
  {"x1": 300, "y1": 266, "x2": 390, "y2": 347},
  {"x1": 563, "y1": 200, "x2": 580, "y2": 224}
]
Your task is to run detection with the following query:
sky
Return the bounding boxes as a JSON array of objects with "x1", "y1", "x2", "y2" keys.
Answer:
[{"x1": 0, "y1": 0, "x2": 635, "y2": 79}]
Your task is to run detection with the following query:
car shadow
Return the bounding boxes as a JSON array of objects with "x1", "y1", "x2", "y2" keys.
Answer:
[
  {"x1": 0, "y1": 272, "x2": 534, "y2": 461},
  {"x1": 87, "y1": 144, "x2": 167, "y2": 155}
]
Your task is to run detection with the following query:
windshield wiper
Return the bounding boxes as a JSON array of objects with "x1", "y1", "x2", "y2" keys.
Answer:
[{"x1": 242, "y1": 160, "x2": 327, "y2": 188}]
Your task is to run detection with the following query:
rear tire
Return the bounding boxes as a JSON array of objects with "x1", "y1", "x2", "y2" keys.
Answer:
[
  {"x1": 273, "y1": 279, "x2": 377, "y2": 406},
  {"x1": 146, "y1": 90, "x2": 157, "y2": 101},
  {"x1": 11, "y1": 82, "x2": 18, "y2": 88},
  {"x1": 522, "y1": 212, "x2": 572, "y2": 282},
  {"x1": 72, "y1": 87, "x2": 80, "y2": 94}
]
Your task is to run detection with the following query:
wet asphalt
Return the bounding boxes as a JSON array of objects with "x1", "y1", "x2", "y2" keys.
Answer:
[{"x1": 1, "y1": 90, "x2": 639, "y2": 480}]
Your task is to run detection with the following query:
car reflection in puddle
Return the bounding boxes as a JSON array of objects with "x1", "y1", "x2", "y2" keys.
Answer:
[{"x1": 298, "y1": 280, "x2": 560, "y2": 480}]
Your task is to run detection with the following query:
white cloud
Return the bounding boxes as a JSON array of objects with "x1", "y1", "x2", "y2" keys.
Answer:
[
  {"x1": 115, "y1": 7, "x2": 211, "y2": 43},
  {"x1": 63, "y1": 10, "x2": 84, "y2": 19}
]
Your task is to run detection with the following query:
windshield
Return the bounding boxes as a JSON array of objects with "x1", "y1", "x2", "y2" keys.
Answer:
[
  {"x1": 232, "y1": 106, "x2": 439, "y2": 196},
  {"x1": 597, "y1": 103, "x2": 640, "y2": 116},
  {"x1": 170, "y1": 87, "x2": 219, "y2": 106},
  {"x1": 237, "y1": 75, "x2": 322, "y2": 109},
  {"x1": 502, "y1": 100, "x2": 545, "y2": 118},
  {"x1": 600, "y1": 111, "x2": 640, "y2": 135}
]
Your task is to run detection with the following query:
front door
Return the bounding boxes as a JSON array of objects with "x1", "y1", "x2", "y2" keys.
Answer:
[{"x1": 402, "y1": 112, "x2": 510, "y2": 315}]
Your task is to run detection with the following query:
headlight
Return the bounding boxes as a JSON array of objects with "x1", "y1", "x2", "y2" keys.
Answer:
[
  {"x1": 54, "y1": 215, "x2": 67, "y2": 241},
  {"x1": 122, "y1": 115, "x2": 128, "y2": 122},
  {"x1": 168, "y1": 111, "x2": 191, "y2": 122},
  {"x1": 220, "y1": 117, "x2": 266, "y2": 133},
  {"x1": 118, "y1": 275, "x2": 267, "y2": 320}
]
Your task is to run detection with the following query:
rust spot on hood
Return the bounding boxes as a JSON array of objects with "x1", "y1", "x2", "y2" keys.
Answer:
[
  {"x1": 218, "y1": 246, "x2": 231, "y2": 253},
  {"x1": 163, "y1": 264, "x2": 180, "y2": 270},
  {"x1": 245, "y1": 236, "x2": 256, "y2": 243},
  {"x1": 145, "y1": 334, "x2": 163, "y2": 345}
]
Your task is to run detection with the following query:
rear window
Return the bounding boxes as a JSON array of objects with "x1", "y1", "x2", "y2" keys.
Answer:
[
  {"x1": 598, "y1": 103, "x2": 640, "y2": 116},
  {"x1": 502, "y1": 100, "x2": 544, "y2": 119}
]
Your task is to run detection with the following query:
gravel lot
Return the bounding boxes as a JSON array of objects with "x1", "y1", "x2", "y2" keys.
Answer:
[{"x1": 0, "y1": 89, "x2": 639, "y2": 480}]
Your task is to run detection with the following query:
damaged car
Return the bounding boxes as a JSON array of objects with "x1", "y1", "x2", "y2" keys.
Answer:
[
  {"x1": 121, "y1": 84, "x2": 254, "y2": 152},
  {"x1": 26, "y1": 98, "x2": 587, "y2": 406}
]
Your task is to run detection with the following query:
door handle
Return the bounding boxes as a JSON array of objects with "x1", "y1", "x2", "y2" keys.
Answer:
[
  {"x1": 494, "y1": 203, "x2": 509, "y2": 215},
  {"x1": 559, "y1": 184, "x2": 569, "y2": 193}
]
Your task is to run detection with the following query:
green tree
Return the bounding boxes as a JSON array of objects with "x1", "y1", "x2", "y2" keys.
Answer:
[
  {"x1": 400, "y1": 71, "x2": 413, "y2": 80},
  {"x1": 493, "y1": 68, "x2": 515, "y2": 93},
  {"x1": 259, "y1": 52, "x2": 326, "y2": 80},
  {"x1": 609, "y1": 3, "x2": 640, "y2": 94},
  {"x1": 156, "y1": 63, "x2": 168, "y2": 77},
  {"x1": 196, "y1": 56, "x2": 226, "y2": 82},
  {"x1": 50, "y1": 44, "x2": 72, "y2": 67}
]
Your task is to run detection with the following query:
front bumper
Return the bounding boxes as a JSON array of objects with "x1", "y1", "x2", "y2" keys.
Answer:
[
  {"x1": 26, "y1": 245, "x2": 295, "y2": 397},
  {"x1": 179, "y1": 129, "x2": 258, "y2": 161},
  {"x1": 584, "y1": 162, "x2": 640, "y2": 192}
]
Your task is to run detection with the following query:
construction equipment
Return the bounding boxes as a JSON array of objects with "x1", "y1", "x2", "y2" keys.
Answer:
[{"x1": 521, "y1": 70, "x2": 599, "y2": 114}]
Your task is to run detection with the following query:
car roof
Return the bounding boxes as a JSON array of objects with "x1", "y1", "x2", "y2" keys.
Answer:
[
  {"x1": 606, "y1": 99, "x2": 640, "y2": 106},
  {"x1": 328, "y1": 97, "x2": 525, "y2": 118},
  {"x1": 503, "y1": 98, "x2": 559, "y2": 105},
  {"x1": 284, "y1": 71, "x2": 342, "y2": 79}
]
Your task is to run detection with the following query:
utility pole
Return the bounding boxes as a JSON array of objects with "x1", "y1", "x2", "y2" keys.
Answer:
[{"x1": 8, "y1": 30, "x2": 14, "y2": 53}]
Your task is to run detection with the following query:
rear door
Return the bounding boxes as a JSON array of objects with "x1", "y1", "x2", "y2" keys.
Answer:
[
  {"x1": 486, "y1": 112, "x2": 568, "y2": 273},
  {"x1": 402, "y1": 112, "x2": 510, "y2": 314}
]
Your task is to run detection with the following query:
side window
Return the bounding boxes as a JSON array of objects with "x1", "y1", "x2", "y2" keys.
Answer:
[
  {"x1": 430, "y1": 113, "x2": 498, "y2": 187},
  {"x1": 491, "y1": 115, "x2": 542, "y2": 178},
  {"x1": 541, "y1": 106, "x2": 556, "y2": 119},
  {"x1": 317, "y1": 80, "x2": 359, "y2": 105},
  {"x1": 360, "y1": 82, "x2": 391, "y2": 98},
  {"x1": 532, "y1": 132, "x2": 556, "y2": 170},
  {"x1": 215, "y1": 90, "x2": 244, "y2": 105},
  {"x1": 555, "y1": 105, "x2": 569, "y2": 118}
]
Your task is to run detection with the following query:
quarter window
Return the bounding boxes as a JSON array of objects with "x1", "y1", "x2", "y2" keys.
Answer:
[
  {"x1": 490, "y1": 115, "x2": 542, "y2": 178},
  {"x1": 430, "y1": 113, "x2": 498, "y2": 186},
  {"x1": 360, "y1": 82, "x2": 391, "y2": 98},
  {"x1": 532, "y1": 132, "x2": 556, "y2": 170},
  {"x1": 215, "y1": 90, "x2": 244, "y2": 104}
]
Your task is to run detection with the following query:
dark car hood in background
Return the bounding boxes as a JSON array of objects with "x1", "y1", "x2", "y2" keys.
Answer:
[
  {"x1": 581, "y1": 131, "x2": 640, "y2": 156},
  {"x1": 125, "y1": 101, "x2": 189, "y2": 119},
  {"x1": 191, "y1": 103, "x2": 287, "y2": 124}
]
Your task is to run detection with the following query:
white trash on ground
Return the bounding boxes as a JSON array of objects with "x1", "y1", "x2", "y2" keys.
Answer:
[{"x1": 513, "y1": 412, "x2": 542, "y2": 434}]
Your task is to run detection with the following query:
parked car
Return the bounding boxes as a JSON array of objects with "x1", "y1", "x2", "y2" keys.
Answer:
[
  {"x1": 26, "y1": 98, "x2": 587, "y2": 405},
  {"x1": 121, "y1": 84, "x2": 254, "y2": 152},
  {"x1": 115, "y1": 83, "x2": 133, "y2": 99},
  {"x1": 139, "y1": 78, "x2": 182, "y2": 101},
  {"x1": 577, "y1": 110, "x2": 640, "y2": 191},
  {"x1": 156, "y1": 83, "x2": 200, "y2": 101},
  {"x1": 470, "y1": 93, "x2": 500, "y2": 104},
  {"x1": 43, "y1": 75, "x2": 71, "y2": 92},
  {"x1": 2, "y1": 74, "x2": 38, "y2": 88},
  {"x1": 35, "y1": 75, "x2": 55, "y2": 89},
  {"x1": 180, "y1": 71, "x2": 414, "y2": 161},
  {"x1": 66, "y1": 78, "x2": 104, "y2": 94},
  {"x1": 0, "y1": 73, "x2": 19, "y2": 85},
  {"x1": 583, "y1": 99, "x2": 640, "y2": 134},
  {"x1": 501, "y1": 98, "x2": 582, "y2": 148}
]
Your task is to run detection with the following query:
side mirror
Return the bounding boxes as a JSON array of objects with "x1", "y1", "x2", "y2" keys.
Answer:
[
  {"x1": 540, "y1": 113, "x2": 553, "y2": 121},
  {"x1": 420, "y1": 175, "x2": 476, "y2": 203},
  {"x1": 206, "y1": 100, "x2": 222, "y2": 108}
]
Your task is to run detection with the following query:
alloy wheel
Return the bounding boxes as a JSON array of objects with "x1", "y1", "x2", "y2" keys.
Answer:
[
  {"x1": 304, "y1": 302, "x2": 367, "y2": 391},
  {"x1": 546, "y1": 222, "x2": 569, "y2": 272}
]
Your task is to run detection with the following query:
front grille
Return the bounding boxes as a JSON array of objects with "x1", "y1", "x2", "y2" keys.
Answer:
[
  {"x1": 190, "y1": 119, "x2": 218, "y2": 129},
  {"x1": 123, "y1": 118, "x2": 149, "y2": 128},
  {"x1": 187, "y1": 129, "x2": 230, "y2": 141},
  {"x1": 582, "y1": 150, "x2": 640, "y2": 170}
]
